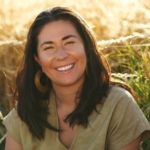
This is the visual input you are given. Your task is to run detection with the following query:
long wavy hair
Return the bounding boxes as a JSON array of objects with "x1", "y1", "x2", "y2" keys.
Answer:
[{"x1": 14, "y1": 7, "x2": 136, "y2": 140}]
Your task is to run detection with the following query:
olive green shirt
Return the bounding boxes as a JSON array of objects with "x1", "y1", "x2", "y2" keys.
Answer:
[{"x1": 3, "y1": 86, "x2": 150, "y2": 150}]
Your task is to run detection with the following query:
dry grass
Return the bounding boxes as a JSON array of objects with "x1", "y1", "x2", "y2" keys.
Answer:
[{"x1": 0, "y1": 0, "x2": 150, "y2": 42}]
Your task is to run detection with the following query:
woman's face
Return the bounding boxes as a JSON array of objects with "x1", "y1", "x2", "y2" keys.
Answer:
[{"x1": 35, "y1": 20, "x2": 87, "y2": 88}]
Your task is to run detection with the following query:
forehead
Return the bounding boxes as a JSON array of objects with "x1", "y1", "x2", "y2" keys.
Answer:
[{"x1": 37, "y1": 20, "x2": 80, "y2": 41}]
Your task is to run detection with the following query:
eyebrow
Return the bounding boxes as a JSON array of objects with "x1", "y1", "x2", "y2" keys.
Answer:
[
  {"x1": 62, "y1": 35, "x2": 76, "y2": 40},
  {"x1": 40, "y1": 35, "x2": 77, "y2": 47}
]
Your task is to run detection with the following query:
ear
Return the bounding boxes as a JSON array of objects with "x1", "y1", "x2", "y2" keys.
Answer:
[{"x1": 34, "y1": 54, "x2": 41, "y2": 66}]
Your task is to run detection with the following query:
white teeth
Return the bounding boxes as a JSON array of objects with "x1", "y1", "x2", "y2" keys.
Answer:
[{"x1": 57, "y1": 64, "x2": 73, "y2": 71}]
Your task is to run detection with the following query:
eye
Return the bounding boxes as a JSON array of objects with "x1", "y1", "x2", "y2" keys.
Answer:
[
  {"x1": 65, "y1": 41, "x2": 75, "y2": 45},
  {"x1": 44, "y1": 46, "x2": 54, "y2": 50}
]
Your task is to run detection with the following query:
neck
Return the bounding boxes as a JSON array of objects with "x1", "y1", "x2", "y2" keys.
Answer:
[{"x1": 52, "y1": 83, "x2": 83, "y2": 109}]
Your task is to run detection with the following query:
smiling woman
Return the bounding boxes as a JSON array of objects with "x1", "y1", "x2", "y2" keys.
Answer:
[
  {"x1": 2, "y1": 7, "x2": 150, "y2": 150},
  {"x1": 35, "y1": 20, "x2": 86, "y2": 87}
]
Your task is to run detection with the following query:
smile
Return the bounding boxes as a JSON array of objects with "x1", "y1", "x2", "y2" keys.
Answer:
[{"x1": 56, "y1": 64, "x2": 74, "y2": 71}]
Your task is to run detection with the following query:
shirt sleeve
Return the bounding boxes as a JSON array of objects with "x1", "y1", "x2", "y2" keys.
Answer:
[
  {"x1": 2, "y1": 108, "x2": 22, "y2": 145},
  {"x1": 107, "y1": 90, "x2": 150, "y2": 150}
]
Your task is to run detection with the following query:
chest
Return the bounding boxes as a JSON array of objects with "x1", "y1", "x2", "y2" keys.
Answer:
[
  {"x1": 22, "y1": 120, "x2": 108, "y2": 150},
  {"x1": 21, "y1": 109, "x2": 110, "y2": 150},
  {"x1": 58, "y1": 117, "x2": 79, "y2": 148}
]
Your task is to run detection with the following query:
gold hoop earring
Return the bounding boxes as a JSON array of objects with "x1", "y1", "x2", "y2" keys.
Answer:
[{"x1": 35, "y1": 69, "x2": 49, "y2": 93}]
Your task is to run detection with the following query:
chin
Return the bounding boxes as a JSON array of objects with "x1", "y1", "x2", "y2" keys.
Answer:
[
  {"x1": 52, "y1": 74, "x2": 85, "y2": 87},
  {"x1": 60, "y1": 81, "x2": 78, "y2": 87},
  {"x1": 55, "y1": 79, "x2": 79, "y2": 87}
]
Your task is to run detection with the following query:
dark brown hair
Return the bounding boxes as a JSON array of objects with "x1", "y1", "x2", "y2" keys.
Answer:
[{"x1": 14, "y1": 7, "x2": 136, "y2": 140}]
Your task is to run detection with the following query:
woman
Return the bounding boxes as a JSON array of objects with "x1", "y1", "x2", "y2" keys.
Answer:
[{"x1": 3, "y1": 7, "x2": 150, "y2": 150}]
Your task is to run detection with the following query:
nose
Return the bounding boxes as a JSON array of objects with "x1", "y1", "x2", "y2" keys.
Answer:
[{"x1": 55, "y1": 46, "x2": 68, "y2": 60}]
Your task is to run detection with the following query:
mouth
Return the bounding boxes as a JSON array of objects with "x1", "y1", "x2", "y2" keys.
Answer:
[{"x1": 56, "y1": 64, "x2": 74, "y2": 72}]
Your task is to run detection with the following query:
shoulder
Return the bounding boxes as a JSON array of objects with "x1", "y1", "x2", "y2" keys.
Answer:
[
  {"x1": 3, "y1": 107, "x2": 20, "y2": 125},
  {"x1": 2, "y1": 107, "x2": 22, "y2": 145},
  {"x1": 3, "y1": 106, "x2": 29, "y2": 131},
  {"x1": 105, "y1": 86, "x2": 150, "y2": 150},
  {"x1": 108, "y1": 85, "x2": 133, "y2": 100},
  {"x1": 3, "y1": 107, "x2": 42, "y2": 147},
  {"x1": 103, "y1": 85, "x2": 135, "y2": 109},
  {"x1": 92, "y1": 85, "x2": 136, "y2": 124}
]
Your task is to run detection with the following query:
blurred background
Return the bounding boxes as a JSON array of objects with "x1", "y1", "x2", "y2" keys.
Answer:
[{"x1": 0, "y1": 0, "x2": 150, "y2": 149}]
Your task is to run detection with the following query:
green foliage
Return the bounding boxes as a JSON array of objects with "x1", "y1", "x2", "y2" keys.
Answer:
[{"x1": 110, "y1": 44, "x2": 150, "y2": 149}]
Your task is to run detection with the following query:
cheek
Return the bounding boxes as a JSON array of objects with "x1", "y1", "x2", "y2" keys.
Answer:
[
  {"x1": 38, "y1": 53, "x2": 53, "y2": 70},
  {"x1": 75, "y1": 45, "x2": 87, "y2": 64}
]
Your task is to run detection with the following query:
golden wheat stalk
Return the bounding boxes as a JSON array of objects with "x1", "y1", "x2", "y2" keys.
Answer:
[
  {"x1": 0, "y1": 40, "x2": 25, "y2": 47},
  {"x1": 97, "y1": 34, "x2": 150, "y2": 49}
]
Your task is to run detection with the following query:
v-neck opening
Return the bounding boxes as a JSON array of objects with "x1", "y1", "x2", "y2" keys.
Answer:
[{"x1": 51, "y1": 90, "x2": 80, "y2": 150}]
